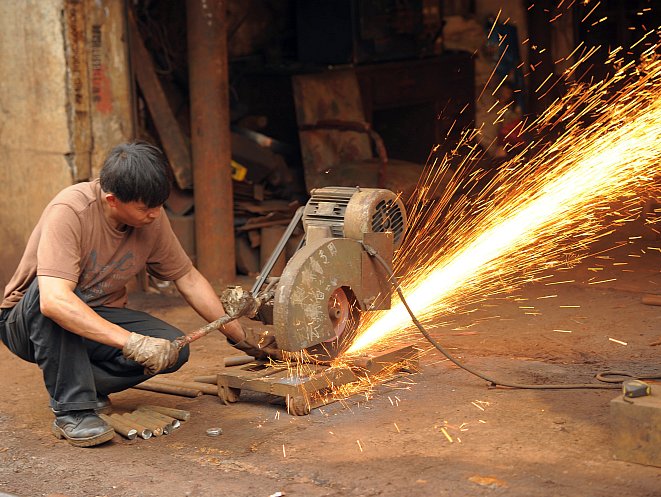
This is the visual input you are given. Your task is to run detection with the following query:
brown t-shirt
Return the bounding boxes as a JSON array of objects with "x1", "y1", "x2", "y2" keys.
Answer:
[{"x1": 1, "y1": 179, "x2": 192, "y2": 309}]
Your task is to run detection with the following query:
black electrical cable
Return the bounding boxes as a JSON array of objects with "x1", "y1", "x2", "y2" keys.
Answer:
[{"x1": 361, "y1": 243, "x2": 661, "y2": 390}]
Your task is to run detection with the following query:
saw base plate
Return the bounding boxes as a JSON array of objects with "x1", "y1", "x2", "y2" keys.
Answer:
[{"x1": 215, "y1": 345, "x2": 418, "y2": 415}]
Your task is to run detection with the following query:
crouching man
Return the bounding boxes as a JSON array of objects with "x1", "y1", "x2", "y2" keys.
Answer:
[{"x1": 0, "y1": 141, "x2": 273, "y2": 447}]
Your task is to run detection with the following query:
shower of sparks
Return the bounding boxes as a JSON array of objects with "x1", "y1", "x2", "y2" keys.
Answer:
[{"x1": 344, "y1": 34, "x2": 661, "y2": 356}]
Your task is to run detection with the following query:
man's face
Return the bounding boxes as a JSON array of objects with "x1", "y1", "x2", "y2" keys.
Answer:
[{"x1": 106, "y1": 194, "x2": 162, "y2": 228}]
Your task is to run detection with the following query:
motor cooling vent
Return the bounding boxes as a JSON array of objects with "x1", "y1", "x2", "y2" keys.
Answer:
[
  {"x1": 371, "y1": 198, "x2": 406, "y2": 247},
  {"x1": 303, "y1": 186, "x2": 407, "y2": 248}
]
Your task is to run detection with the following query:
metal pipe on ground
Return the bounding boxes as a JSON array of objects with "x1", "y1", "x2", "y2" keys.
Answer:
[
  {"x1": 131, "y1": 410, "x2": 173, "y2": 434},
  {"x1": 225, "y1": 355, "x2": 255, "y2": 367},
  {"x1": 122, "y1": 412, "x2": 164, "y2": 436},
  {"x1": 145, "y1": 378, "x2": 218, "y2": 396},
  {"x1": 132, "y1": 381, "x2": 202, "y2": 398},
  {"x1": 136, "y1": 407, "x2": 180, "y2": 429},
  {"x1": 110, "y1": 413, "x2": 152, "y2": 439},
  {"x1": 139, "y1": 405, "x2": 191, "y2": 422},
  {"x1": 99, "y1": 414, "x2": 137, "y2": 440},
  {"x1": 193, "y1": 375, "x2": 217, "y2": 385}
]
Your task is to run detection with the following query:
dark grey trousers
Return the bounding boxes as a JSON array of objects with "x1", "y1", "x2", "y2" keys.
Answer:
[{"x1": 0, "y1": 279, "x2": 189, "y2": 412}]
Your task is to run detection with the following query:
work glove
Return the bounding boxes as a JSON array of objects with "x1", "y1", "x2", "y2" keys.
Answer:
[
  {"x1": 228, "y1": 329, "x2": 282, "y2": 361},
  {"x1": 122, "y1": 332, "x2": 179, "y2": 375}
]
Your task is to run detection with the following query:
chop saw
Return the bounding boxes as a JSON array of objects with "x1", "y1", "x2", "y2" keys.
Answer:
[
  {"x1": 251, "y1": 186, "x2": 408, "y2": 360},
  {"x1": 182, "y1": 186, "x2": 418, "y2": 414}
]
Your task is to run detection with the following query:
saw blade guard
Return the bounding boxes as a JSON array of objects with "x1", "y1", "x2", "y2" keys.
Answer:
[
  {"x1": 266, "y1": 186, "x2": 407, "y2": 355},
  {"x1": 273, "y1": 238, "x2": 364, "y2": 352}
]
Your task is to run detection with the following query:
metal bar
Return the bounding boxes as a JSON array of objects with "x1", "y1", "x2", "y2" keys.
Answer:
[
  {"x1": 193, "y1": 375, "x2": 217, "y2": 385},
  {"x1": 139, "y1": 405, "x2": 191, "y2": 422},
  {"x1": 110, "y1": 413, "x2": 152, "y2": 439},
  {"x1": 225, "y1": 355, "x2": 255, "y2": 367},
  {"x1": 187, "y1": 0, "x2": 234, "y2": 282},
  {"x1": 132, "y1": 409, "x2": 174, "y2": 433},
  {"x1": 172, "y1": 288, "x2": 266, "y2": 349},
  {"x1": 172, "y1": 313, "x2": 236, "y2": 350},
  {"x1": 136, "y1": 408, "x2": 180, "y2": 429},
  {"x1": 99, "y1": 413, "x2": 137, "y2": 440},
  {"x1": 143, "y1": 378, "x2": 217, "y2": 396},
  {"x1": 122, "y1": 412, "x2": 164, "y2": 436},
  {"x1": 251, "y1": 206, "x2": 304, "y2": 295},
  {"x1": 132, "y1": 381, "x2": 202, "y2": 398}
]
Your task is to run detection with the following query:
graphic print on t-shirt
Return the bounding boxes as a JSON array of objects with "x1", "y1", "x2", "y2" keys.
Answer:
[{"x1": 78, "y1": 249, "x2": 136, "y2": 303}]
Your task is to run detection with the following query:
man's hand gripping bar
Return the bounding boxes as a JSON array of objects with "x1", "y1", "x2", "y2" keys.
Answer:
[{"x1": 171, "y1": 286, "x2": 267, "y2": 351}]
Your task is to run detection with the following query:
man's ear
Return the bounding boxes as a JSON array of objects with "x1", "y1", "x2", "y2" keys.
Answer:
[{"x1": 105, "y1": 192, "x2": 119, "y2": 208}]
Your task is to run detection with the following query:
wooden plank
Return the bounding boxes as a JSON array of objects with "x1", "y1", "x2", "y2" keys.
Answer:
[
  {"x1": 63, "y1": 0, "x2": 93, "y2": 181},
  {"x1": 85, "y1": 0, "x2": 134, "y2": 177},
  {"x1": 127, "y1": 9, "x2": 192, "y2": 189}
]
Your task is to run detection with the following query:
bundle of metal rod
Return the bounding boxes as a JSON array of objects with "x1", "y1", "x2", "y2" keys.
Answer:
[
  {"x1": 122, "y1": 411, "x2": 166, "y2": 436},
  {"x1": 136, "y1": 407, "x2": 180, "y2": 429},
  {"x1": 107, "y1": 413, "x2": 153, "y2": 440},
  {"x1": 99, "y1": 414, "x2": 138, "y2": 440},
  {"x1": 133, "y1": 409, "x2": 174, "y2": 434},
  {"x1": 97, "y1": 405, "x2": 192, "y2": 441}
]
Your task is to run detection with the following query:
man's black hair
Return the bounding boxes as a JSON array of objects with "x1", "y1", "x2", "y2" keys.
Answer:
[{"x1": 99, "y1": 141, "x2": 172, "y2": 208}]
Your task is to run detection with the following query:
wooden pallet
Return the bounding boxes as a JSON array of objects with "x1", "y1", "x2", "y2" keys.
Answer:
[{"x1": 216, "y1": 344, "x2": 418, "y2": 415}]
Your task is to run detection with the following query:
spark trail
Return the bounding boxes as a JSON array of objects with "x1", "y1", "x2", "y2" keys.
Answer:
[{"x1": 346, "y1": 42, "x2": 661, "y2": 356}]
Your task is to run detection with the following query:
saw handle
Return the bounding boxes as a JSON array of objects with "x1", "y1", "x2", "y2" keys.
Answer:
[{"x1": 172, "y1": 313, "x2": 238, "y2": 351}]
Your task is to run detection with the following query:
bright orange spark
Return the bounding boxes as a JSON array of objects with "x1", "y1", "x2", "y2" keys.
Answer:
[{"x1": 346, "y1": 41, "x2": 661, "y2": 356}]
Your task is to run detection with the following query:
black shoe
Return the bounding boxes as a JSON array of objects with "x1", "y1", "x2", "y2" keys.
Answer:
[
  {"x1": 51, "y1": 410, "x2": 114, "y2": 447},
  {"x1": 95, "y1": 395, "x2": 112, "y2": 414}
]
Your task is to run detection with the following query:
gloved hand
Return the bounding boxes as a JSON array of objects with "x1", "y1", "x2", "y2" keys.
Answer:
[
  {"x1": 122, "y1": 332, "x2": 179, "y2": 375},
  {"x1": 229, "y1": 329, "x2": 282, "y2": 361}
]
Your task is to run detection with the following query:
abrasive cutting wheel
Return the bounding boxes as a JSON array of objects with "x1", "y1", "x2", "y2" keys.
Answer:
[{"x1": 306, "y1": 287, "x2": 361, "y2": 361}]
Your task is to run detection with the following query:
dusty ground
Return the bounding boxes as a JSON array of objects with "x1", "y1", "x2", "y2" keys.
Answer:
[{"x1": 0, "y1": 221, "x2": 660, "y2": 497}]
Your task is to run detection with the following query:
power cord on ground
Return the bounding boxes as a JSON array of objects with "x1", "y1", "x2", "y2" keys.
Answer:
[{"x1": 361, "y1": 243, "x2": 661, "y2": 390}]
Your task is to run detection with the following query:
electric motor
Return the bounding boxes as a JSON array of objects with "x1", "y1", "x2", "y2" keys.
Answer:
[{"x1": 302, "y1": 186, "x2": 407, "y2": 248}]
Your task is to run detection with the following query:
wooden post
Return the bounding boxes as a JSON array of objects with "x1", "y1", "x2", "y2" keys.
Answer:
[{"x1": 187, "y1": 0, "x2": 235, "y2": 283}]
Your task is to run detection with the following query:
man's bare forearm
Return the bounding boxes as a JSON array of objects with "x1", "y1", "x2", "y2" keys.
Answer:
[
  {"x1": 174, "y1": 267, "x2": 245, "y2": 343},
  {"x1": 38, "y1": 275, "x2": 131, "y2": 349}
]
